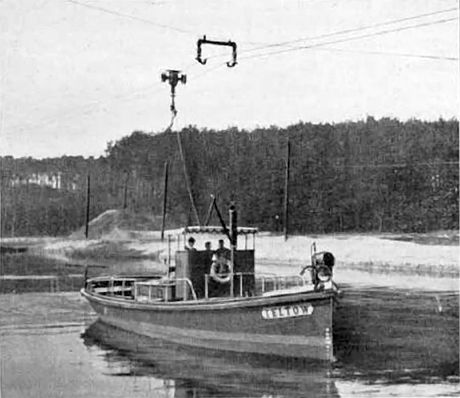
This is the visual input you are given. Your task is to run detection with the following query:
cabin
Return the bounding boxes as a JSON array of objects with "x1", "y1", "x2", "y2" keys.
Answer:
[
  {"x1": 174, "y1": 226, "x2": 257, "y2": 300},
  {"x1": 85, "y1": 227, "x2": 333, "y2": 303}
]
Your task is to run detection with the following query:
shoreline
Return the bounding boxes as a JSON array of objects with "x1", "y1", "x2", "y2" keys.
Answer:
[{"x1": 2, "y1": 230, "x2": 458, "y2": 277}]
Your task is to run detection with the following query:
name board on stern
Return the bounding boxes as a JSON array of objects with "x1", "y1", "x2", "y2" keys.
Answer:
[{"x1": 261, "y1": 304, "x2": 314, "y2": 320}]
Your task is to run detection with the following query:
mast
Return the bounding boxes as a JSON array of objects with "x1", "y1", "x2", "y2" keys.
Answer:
[
  {"x1": 229, "y1": 203, "x2": 237, "y2": 298},
  {"x1": 85, "y1": 174, "x2": 91, "y2": 239},
  {"x1": 122, "y1": 171, "x2": 129, "y2": 209},
  {"x1": 283, "y1": 137, "x2": 291, "y2": 241},
  {"x1": 161, "y1": 161, "x2": 169, "y2": 241}
]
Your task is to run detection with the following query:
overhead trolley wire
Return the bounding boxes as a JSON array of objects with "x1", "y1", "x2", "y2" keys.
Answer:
[
  {"x1": 66, "y1": 0, "x2": 193, "y2": 34},
  {"x1": 310, "y1": 47, "x2": 459, "y2": 62},
  {"x1": 187, "y1": 8, "x2": 459, "y2": 68},
  {"x1": 187, "y1": 15, "x2": 459, "y2": 83},
  {"x1": 65, "y1": 1, "x2": 458, "y2": 66},
  {"x1": 65, "y1": 0, "x2": 266, "y2": 49},
  {"x1": 238, "y1": 7, "x2": 459, "y2": 56},
  {"x1": 238, "y1": 17, "x2": 458, "y2": 62}
]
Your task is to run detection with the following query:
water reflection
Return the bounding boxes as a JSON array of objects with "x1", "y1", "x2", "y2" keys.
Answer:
[
  {"x1": 82, "y1": 320, "x2": 340, "y2": 398},
  {"x1": 334, "y1": 285, "x2": 459, "y2": 382}
]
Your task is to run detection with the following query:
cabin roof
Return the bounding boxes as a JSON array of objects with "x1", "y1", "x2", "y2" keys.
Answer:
[{"x1": 182, "y1": 226, "x2": 258, "y2": 235}]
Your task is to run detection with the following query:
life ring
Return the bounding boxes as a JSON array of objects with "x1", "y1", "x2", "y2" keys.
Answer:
[
  {"x1": 300, "y1": 264, "x2": 332, "y2": 288},
  {"x1": 210, "y1": 256, "x2": 233, "y2": 284},
  {"x1": 316, "y1": 264, "x2": 332, "y2": 282}
]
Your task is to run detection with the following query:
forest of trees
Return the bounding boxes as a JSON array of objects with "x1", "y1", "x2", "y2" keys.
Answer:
[{"x1": 1, "y1": 117, "x2": 458, "y2": 237}]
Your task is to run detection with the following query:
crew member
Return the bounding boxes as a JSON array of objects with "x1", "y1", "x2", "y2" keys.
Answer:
[
  {"x1": 215, "y1": 239, "x2": 231, "y2": 259},
  {"x1": 185, "y1": 237, "x2": 196, "y2": 251}
]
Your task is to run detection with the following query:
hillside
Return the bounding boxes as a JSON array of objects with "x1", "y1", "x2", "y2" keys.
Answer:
[{"x1": 1, "y1": 118, "x2": 458, "y2": 238}]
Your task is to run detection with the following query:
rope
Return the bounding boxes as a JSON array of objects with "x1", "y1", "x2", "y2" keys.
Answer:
[
  {"x1": 164, "y1": 109, "x2": 177, "y2": 132},
  {"x1": 175, "y1": 127, "x2": 201, "y2": 226},
  {"x1": 163, "y1": 103, "x2": 201, "y2": 226}
]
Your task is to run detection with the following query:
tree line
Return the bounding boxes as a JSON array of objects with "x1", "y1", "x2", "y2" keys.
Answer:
[{"x1": 1, "y1": 117, "x2": 458, "y2": 237}]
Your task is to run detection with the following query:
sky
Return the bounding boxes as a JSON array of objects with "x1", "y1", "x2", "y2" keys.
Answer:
[{"x1": 0, "y1": 0, "x2": 458, "y2": 158}]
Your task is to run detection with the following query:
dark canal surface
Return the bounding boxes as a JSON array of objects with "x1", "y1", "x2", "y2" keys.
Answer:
[{"x1": 0, "y1": 256, "x2": 458, "y2": 397}]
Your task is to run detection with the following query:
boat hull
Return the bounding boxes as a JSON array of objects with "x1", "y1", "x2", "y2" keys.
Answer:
[{"x1": 82, "y1": 289, "x2": 335, "y2": 361}]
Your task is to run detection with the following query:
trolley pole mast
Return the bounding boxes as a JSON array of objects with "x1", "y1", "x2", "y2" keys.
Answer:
[{"x1": 161, "y1": 69, "x2": 187, "y2": 120}]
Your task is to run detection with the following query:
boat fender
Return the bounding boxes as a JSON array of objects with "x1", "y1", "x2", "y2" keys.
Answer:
[{"x1": 210, "y1": 255, "x2": 233, "y2": 284}]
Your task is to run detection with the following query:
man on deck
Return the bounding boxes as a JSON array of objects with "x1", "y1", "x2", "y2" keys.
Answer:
[
  {"x1": 186, "y1": 237, "x2": 197, "y2": 251},
  {"x1": 215, "y1": 239, "x2": 231, "y2": 260}
]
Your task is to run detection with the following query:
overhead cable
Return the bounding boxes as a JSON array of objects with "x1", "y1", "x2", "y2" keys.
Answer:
[
  {"x1": 238, "y1": 17, "x2": 458, "y2": 62},
  {"x1": 238, "y1": 7, "x2": 459, "y2": 56},
  {"x1": 66, "y1": 0, "x2": 193, "y2": 34},
  {"x1": 187, "y1": 16, "x2": 459, "y2": 83},
  {"x1": 311, "y1": 47, "x2": 458, "y2": 62}
]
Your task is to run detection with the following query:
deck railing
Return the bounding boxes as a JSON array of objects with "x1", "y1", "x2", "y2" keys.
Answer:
[
  {"x1": 134, "y1": 278, "x2": 198, "y2": 302},
  {"x1": 87, "y1": 277, "x2": 139, "y2": 297},
  {"x1": 257, "y1": 274, "x2": 307, "y2": 293},
  {"x1": 87, "y1": 276, "x2": 198, "y2": 302},
  {"x1": 87, "y1": 274, "x2": 315, "y2": 302},
  {"x1": 203, "y1": 272, "x2": 312, "y2": 299}
]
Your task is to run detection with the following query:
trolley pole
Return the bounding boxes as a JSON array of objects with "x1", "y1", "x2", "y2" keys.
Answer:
[{"x1": 160, "y1": 69, "x2": 186, "y2": 119}]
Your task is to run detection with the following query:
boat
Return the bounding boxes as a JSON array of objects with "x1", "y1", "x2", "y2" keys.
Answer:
[{"x1": 81, "y1": 205, "x2": 339, "y2": 361}]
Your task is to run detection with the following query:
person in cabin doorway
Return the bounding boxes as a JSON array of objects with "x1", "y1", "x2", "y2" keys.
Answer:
[
  {"x1": 210, "y1": 240, "x2": 233, "y2": 297},
  {"x1": 186, "y1": 237, "x2": 196, "y2": 251},
  {"x1": 215, "y1": 239, "x2": 231, "y2": 260}
]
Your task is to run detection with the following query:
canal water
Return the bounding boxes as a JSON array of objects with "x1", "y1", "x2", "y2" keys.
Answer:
[{"x1": 0, "y1": 259, "x2": 458, "y2": 397}]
